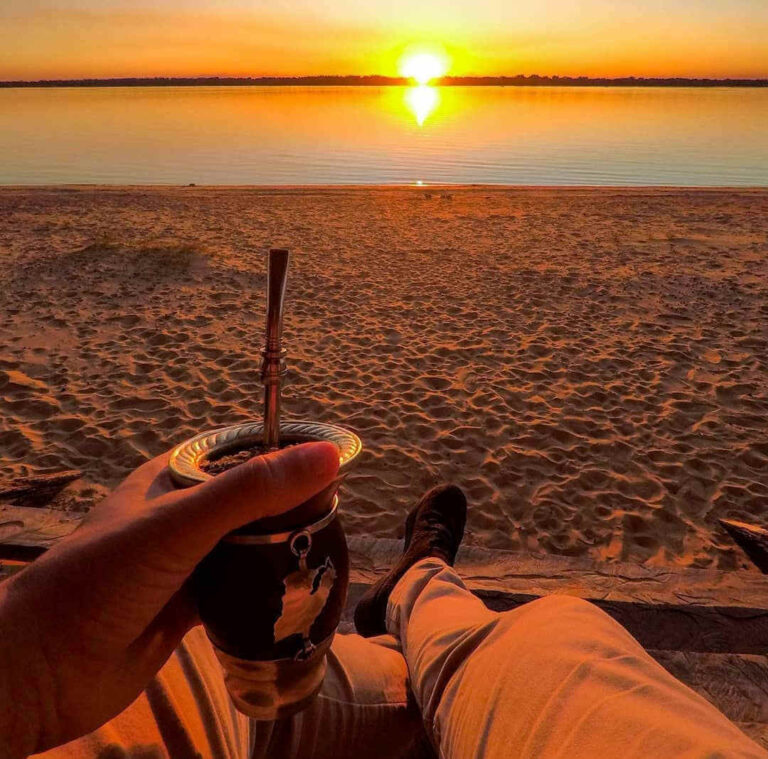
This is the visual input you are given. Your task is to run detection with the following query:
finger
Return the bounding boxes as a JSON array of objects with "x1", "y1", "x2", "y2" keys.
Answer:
[{"x1": 170, "y1": 441, "x2": 340, "y2": 547}]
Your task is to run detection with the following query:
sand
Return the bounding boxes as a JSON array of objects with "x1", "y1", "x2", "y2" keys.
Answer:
[{"x1": 0, "y1": 186, "x2": 766, "y2": 570}]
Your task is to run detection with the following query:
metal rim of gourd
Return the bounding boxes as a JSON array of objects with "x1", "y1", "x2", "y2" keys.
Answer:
[{"x1": 168, "y1": 420, "x2": 362, "y2": 487}]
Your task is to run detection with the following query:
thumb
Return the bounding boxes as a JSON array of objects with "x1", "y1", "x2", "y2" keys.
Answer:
[{"x1": 175, "y1": 441, "x2": 340, "y2": 542}]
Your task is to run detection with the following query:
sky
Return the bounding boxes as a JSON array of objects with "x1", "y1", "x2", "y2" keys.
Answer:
[{"x1": 1, "y1": 0, "x2": 766, "y2": 81}]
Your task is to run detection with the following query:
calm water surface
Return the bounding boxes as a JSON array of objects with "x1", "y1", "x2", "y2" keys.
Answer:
[{"x1": 1, "y1": 86, "x2": 766, "y2": 185}]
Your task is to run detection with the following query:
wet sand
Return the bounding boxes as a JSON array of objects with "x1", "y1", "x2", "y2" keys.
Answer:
[{"x1": 1, "y1": 186, "x2": 766, "y2": 569}]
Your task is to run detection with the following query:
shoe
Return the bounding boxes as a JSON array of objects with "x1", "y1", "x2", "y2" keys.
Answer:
[{"x1": 353, "y1": 484, "x2": 467, "y2": 637}]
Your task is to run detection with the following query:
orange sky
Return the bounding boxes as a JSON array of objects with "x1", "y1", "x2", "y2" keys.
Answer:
[{"x1": 1, "y1": 0, "x2": 766, "y2": 80}]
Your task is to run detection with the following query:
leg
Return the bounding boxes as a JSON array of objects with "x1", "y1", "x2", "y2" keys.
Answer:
[
  {"x1": 252, "y1": 632, "x2": 428, "y2": 759},
  {"x1": 34, "y1": 626, "x2": 253, "y2": 758},
  {"x1": 35, "y1": 627, "x2": 427, "y2": 759},
  {"x1": 389, "y1": 557, "x2": 767, "y2": 759}
]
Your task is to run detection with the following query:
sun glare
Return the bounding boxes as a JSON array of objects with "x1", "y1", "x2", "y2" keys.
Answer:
[
  {"x1": 400, "y1": 51, "x2": 448, "y2": 85},
  {"x1": 405, "y1": 85, "x2": 440, "y2": 126}
]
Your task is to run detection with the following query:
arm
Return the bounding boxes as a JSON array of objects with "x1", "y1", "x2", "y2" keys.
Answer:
[{"x1": 0, "y1": 442, "x2": 339, "y2": 758}]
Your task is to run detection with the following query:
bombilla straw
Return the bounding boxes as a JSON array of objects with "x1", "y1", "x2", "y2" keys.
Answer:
[{"x1": 262, "y1": 248, "x2": 290, "y2": 450}]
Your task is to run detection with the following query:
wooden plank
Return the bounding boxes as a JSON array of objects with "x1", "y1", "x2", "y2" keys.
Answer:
[
  {"x1": 346, "y1": 580, "x2": 768, "y2": 654},
  {"x1": 347, "y1": 537, "x2": 768, "y2": 654},
  {"x1": 735, "y1": 723, "x2": 768, "y2": 750},
  {"x1": 650, "y1": 651, "x2": 768, "y2": 725},
  {"x1": 0, "y1": 470, "x2": 81, "y2": 507},
  {"x1": 0, "y1": 505, "x2": 83, "y2": 560},
  {"x1": 721, "y1": 519, "x2": 768, "y2": 575},
  {"x1": 0, "y1": 559, "x2": 29, "y2": 583},
  {"x1": 6, "y1": 527, "x2": 768, "y2": 647},
  {"x1": 348, "y1": 536, "x2": 768, "y2": 610}
]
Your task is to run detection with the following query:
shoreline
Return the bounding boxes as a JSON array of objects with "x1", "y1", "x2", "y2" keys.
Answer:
[{"x1": 2, "y1": 185, "x2": 767, "y2": 193}]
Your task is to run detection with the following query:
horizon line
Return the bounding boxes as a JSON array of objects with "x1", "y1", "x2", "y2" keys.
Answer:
[{"x1": 2, "y1": 74, "x2": 767, "y2": 88}]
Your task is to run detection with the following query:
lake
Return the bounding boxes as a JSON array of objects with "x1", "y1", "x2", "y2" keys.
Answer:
[{"x1": 1, "y1": 86, "x2": 766, "y2": 185}]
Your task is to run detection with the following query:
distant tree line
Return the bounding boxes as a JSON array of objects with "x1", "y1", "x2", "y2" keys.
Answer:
[
  {"x1": 1, "y1": 75, "x2": 766, "y2": 88},
  {"x1": 443, "y1": 75, "x2": 767, "y2": 87}
]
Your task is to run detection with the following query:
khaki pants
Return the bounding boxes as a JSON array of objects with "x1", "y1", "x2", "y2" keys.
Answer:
[{"x1": 39, "y1": 558, "x2": 765, "y2": 759}]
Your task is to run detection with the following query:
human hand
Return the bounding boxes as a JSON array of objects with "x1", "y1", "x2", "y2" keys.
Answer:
[{"x1": 0, "y1": 442, "x2": 339, "y2": 758}]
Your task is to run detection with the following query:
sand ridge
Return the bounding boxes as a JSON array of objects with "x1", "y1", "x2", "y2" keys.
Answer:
[{"x1": 0, "y1": 187, "x2": 767, "y2": 569}]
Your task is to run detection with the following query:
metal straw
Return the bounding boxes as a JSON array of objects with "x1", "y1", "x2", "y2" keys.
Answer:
[{"x1": 262, "y1": 248, "x2": 290, "y2": 450}]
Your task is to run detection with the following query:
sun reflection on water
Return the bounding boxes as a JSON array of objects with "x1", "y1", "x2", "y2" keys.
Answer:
[{"x1": 404, "y1": 85, "x2": 440, "y2": 127}]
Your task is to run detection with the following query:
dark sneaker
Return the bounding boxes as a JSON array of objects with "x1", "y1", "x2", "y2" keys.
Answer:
[{"x1": 354, "y1": 484, "x2": 467, "y2": 637}]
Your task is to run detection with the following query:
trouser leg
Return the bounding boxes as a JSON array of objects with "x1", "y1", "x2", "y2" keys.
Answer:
[
  {"x1": 35, "y1": 627, "x2": 253, "y2": 759},
  {"x1": 36, "y1": 627, "x2": 427, "y2": 759},
  {"x1": 387, "y1": 557, "x2": 767, "y2": 759},
  {"x1": 253, "y1": 632, "x2": 429, "y2": 759}
]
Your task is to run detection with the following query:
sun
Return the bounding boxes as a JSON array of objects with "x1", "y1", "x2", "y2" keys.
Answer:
[{"x1": 400, "y1": 51, "x2": 448, "y2": 85}]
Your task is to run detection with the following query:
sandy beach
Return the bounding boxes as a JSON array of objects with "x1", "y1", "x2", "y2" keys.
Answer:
[{"x1": 1, "y1": 186, "x2": 766, "y2": 570}]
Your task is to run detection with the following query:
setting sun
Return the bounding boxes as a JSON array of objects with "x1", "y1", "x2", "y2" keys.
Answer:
[{"x1": 400, "y1": 51, "x2": 449, "y2": 85}]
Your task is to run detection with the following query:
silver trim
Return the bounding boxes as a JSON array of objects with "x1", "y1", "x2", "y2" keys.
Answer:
[
  {"x1": 168, "y1": 419, "x2": 362, "y2": 487},
  {"x1": 223, "y1": 497, "x2": 339, "y2": 545},
  {"x1": 213, "y1": 632, "x2": 335, "y2": 668}
]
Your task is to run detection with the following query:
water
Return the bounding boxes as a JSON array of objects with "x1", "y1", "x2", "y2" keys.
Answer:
[{"x1": 1, "y1": 85, "x2": 766, "y2": 185}]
